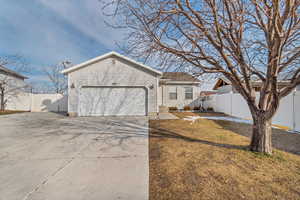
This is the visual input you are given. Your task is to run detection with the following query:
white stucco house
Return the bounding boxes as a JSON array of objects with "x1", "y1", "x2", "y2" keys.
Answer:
[
  {"x1": 0, "y1": 65, "x2": 28, "y2": 89},
  {"x1": 158, "y1": 72, "x2": 200, "y2": 109},
  {"x1": 62, "y1": 52, "x2": 201, "y2": 117},
  {"x1": 0, "y1": 65, "x2": 29, "y2": 110}
]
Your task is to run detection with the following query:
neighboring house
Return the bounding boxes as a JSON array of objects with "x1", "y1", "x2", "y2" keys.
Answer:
[
  {"x1": 158, "y1": 72, "x2": 200, "y2": 109},
  {"x1": 0, "y1": 65, "x2": 29, "y2": 110},
  {"x1": 199, "y1": 91, "x2": 218, "y2": 103},
  {"x1": 200, "y1": 91, "x2": 218, "y2": 97},
  {"x1": 213, "y1": 77, "x2": 296, "y2": 94},
  {"x1": 62, "y1": 52, "x2": 201, "y2": 117},
  {"x1": 0, "y1": 65, "x2": 28, "y2": 86},
  {"x1": 212, "y1": 77, "x2": 233, "y2": 94}
]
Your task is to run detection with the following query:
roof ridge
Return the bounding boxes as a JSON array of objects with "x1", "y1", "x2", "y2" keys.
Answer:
[
  {"x1": 61, "y1": 51, "x2": 162, "y2": 75},
  {"x1": 0, "y1": 65, "x2": 28, "y2": 79}
]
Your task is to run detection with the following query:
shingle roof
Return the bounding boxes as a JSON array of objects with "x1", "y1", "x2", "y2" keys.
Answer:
[
  {"x1": 213, "y1": 76, "x2": 291, "y2": 90},
  {"x1": 161, "y1": 72, "x2": 199, "y2": 82},
  {"x1": 0, "y1": 65, "x2": 28, "y2": 80},
  {"x1": 200, "y1": 91, "x2": 218, "y2": 96}
]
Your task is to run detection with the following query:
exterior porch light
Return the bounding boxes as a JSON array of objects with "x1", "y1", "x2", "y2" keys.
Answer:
[{"x1": 149, "y1": 84, "x2": 154, "y2": 89}]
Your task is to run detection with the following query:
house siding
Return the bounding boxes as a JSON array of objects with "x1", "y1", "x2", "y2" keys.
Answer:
[
  {"x1": 0, "y1": 73, "x2": 29, "y2": 110},
  {"x1": 0, "y1": 73, "x2": 27, "y2": 91},
  {"x1": 158, "y1": 84, "x2": 200, "y2": 109},
  {"x1": 67, "y1": 56, "x2": 159, "y2": 116}
]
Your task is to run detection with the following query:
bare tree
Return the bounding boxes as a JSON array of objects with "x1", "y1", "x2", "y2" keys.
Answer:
[
  {"x1": 44, "y1": 61, "x2": 72, "y2": 94},
  {"x1": 0, "y1": 56, "x2": 30, "y2": 111},
  {"x1": 103, "y1": 0, "x2": 300, "y2": 154}
]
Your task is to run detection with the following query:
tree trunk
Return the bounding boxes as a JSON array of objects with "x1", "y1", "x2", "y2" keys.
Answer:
[
  {"x1": 0, "y1": 90, "x2": 4, "y2": 111},
  {"x1": 250, "y1": 114, "x2": 272, "y2": 154}
]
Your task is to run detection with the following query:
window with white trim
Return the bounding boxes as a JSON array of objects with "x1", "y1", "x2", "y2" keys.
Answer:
[
  {"x1": 169, "y1": 87, "x2": 177, "y2": 100},
  {"x1": 185, "y1": 87, "x2": 193, "y2": 100}
]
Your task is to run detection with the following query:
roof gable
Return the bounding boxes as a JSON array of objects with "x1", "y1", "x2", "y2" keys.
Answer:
[
  {"x1": 213, "y1": 78, "x2": 230, "y2": 90},
  {"x1": 61, "y1": 51, "x2": 162, "y2": 76},
  {"x1": 0, "y1": 65, "x2": 28, "y2": 80}
]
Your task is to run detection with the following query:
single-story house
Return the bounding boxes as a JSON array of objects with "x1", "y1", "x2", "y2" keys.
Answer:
[
  {"x1": 0, "y1": 65, "x2": 28, "y2": 86},
  {"x1": 62, "y1": 52, "x2": 201, "y2": 117},
  {"x1": 213, "y1": 77, "x2": 299, "y2": 94},
  {"x1": 0, "y1": 65, "x2": 30, "y2": 110},
  {"x1": 159, "y1": 72, "x2": 200, "y2": 109},
  {"x1": 0, "y1": 65, "x2": 29, "y2": 94}
]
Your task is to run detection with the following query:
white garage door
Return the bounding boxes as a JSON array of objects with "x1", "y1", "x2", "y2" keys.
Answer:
[{"x1": 79, "y1": 86, "x2": 147, "y2": 116}]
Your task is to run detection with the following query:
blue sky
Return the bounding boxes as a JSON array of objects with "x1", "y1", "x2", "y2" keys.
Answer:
[{"x1": 0, "y1": 0, "x2": 124, "y2": 84}]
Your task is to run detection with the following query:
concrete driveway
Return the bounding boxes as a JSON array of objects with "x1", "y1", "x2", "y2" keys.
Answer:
[{"x1": 0, "y1": 113, "x2": 149, "y2": 200}]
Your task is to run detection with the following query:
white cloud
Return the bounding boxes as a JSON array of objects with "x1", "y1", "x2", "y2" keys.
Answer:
[
  {"x1": 0, "y1": 0, "x2": 127, "y2": 84},
  {"x1": 0, "y1": 1, "x2": 88, "y2": 65},
  {"x1": 39, "y1": 0, "x2": 125, "y2": 49}
]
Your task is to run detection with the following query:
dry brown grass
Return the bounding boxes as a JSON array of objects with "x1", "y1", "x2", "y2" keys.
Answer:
[
  {"x1": 149, "y1": 112, "x2": 300, "y2": 200},
  {"x1": 0, "y1": 110, "x2": 26, "y2": 115}
]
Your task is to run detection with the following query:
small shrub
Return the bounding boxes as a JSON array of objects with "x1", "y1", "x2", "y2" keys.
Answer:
[
  {"x1": 183, "y1": 106, "x2": 191, "y2": 111},
  {"x1": 193, "y1": 106, "x2": 200, "y2": 111},
  {"x1": 169, "y1": 107, "x2": 178, "y2": 111},
  {"x1": 207, "y1": 107, "x2": 214, "y2": 112}
]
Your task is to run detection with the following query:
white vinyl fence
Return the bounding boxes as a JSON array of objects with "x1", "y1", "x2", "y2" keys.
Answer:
[
  {"x1": 203, "y1": 91, "x2": 300, "y2": 132},
  {"x1": 6, "y1": 93, "x2": 68, "y2": 112}
]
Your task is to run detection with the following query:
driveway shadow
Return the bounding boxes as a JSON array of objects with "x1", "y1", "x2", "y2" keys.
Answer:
[
  {"x1": 149, "y1": 124, "x2": 247, "y2": 151},
  {"x1": 56, "y1": 117, "x2": 247, "y2": 152},
  {"x1": 213, "y1": 120, "x2": 300, "y2": 156}
]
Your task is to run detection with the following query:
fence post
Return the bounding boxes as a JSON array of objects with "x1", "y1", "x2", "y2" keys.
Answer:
[
  {"x1": 30, "y1": 93, "x2": 33, "y2": 112},
  {"x1": 293, "y1": 91, "x2": 296, "y2": 131}
]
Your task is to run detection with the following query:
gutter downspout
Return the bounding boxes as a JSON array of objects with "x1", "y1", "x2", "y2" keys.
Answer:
[{"x1": 162, "y1": 84, "x2": 164, "y2": 106}]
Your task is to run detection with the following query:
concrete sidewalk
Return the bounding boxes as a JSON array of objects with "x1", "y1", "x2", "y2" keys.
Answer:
[
  {"x1": 158, "y1": 112, "x2": 179, "y2": 120},
  {"x1": 0, "y1": 113, "x2": 149, "y2": 200},
  {"x1": 150, "y1": 112, "x2": 179, "y2": 120}
]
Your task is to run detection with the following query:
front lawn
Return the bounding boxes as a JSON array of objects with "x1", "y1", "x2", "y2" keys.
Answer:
[
  {"x1": 0, "y1": 110, "x2": 26, "y2": 115},
  {"x1": 149, "y1": 112, "x2": 300, "y2": 200}
]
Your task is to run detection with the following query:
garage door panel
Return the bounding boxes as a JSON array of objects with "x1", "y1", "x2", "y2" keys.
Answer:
[{"x1": 79, "y1": 87, "x2": 146, "y2": 116}]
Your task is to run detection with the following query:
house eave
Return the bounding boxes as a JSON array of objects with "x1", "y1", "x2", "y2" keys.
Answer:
[
  {"x1": 0, "y1": 66, "x2": 28, "y2": 80},
  {"x1": 61, "y1": 51, "x2": 163, "y2": 76},
  {"x1": 160, "y1": 80, "x2": 201, "y2": 85}
]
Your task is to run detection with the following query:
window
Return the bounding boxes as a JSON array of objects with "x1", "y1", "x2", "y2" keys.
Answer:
[
  {"x1": 185, "y1": 87, "x2": 193, "y2": 100},
  {"x1": 169, "y1": 87, "x2": 177, "y2": 100}
]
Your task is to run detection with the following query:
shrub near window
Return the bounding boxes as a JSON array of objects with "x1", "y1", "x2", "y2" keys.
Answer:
[
  {"x1": 207, "y1": 107, "x2": 214, "y2": 112},
  {"x1": 168, "y1": 107, "x2": 178, "y2": 111},
  {"x1": 183, "y1": 106, "x2": 191, "y2": 111},
  {"x1": 193, "y1": 106, "x2": 200, "y2": 111}
]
